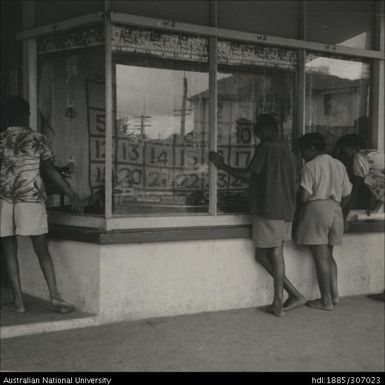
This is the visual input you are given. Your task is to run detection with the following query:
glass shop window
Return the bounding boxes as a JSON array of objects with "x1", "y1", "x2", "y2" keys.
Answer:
[
  {"x1": 112, "y1": 26, "x2": 209, "y2": 215},
  {"x1": 37, "y1": 25, "x2": 105, "y2": 215},
  {"x1": 305, "y1": 54, "x2": 371, "y2": 153},
  {"x1": 216, "y1": 40, "x2": 297, "y2": 213}
]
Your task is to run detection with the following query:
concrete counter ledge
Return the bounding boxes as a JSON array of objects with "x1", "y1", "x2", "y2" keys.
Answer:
[{"x1": 47, "y1": 221, "x2": 384, "y2": 244}]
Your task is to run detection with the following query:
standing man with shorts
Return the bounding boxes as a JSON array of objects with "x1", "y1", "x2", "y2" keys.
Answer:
[
  {"x1": 210, "y1": 114, "x2": 306, "y2": 317},
  {"x1": 1, "y1": 96, "x2": 84, "y2": 313},
  {"x1": 296, "y1": 133, "x2": 352, "y2": 311}
]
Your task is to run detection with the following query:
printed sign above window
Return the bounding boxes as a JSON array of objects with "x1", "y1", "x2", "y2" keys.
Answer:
[
  {"x1": 217, "y1": 40, "x2": 297, "y2": 70},
  {"x1": 37, "y1": 25, "x2": 104, "y2": 55},
  {"x1": 112, "y1": 25, "x2": 209, "y2": 62}
]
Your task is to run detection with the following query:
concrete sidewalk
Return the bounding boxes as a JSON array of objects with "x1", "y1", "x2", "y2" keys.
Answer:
[
  {"x1": 0, "y1": 288, "x2": 98, "y2": 339},
  {"x1": 1, "y1": 295, "x2": 384, "y2": 372}
]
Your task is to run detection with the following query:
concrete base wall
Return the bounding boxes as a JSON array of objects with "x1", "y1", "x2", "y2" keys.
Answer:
[
  {"x1": 17, "y1": 237, "x2": 100, "y2": 314},
  {"x1": 16, "y1": 233, "x2": 384, "y2": 322}
]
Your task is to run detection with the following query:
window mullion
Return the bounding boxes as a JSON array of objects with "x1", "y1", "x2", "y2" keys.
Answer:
[
  {"x1": 208, "y1": 35, "x2": 218, "y2": 216},
  {"x1": 371, "y1": 0, "x2": 384, "y2": 152},
  {"x1": 298, "y1": 49, "x2": 306, "y2": 138},
  {"x1": 28, "y1": 39, "x2": 38, "y2": 131},
  {"x1": 105, "y1": 7, "x2": 113, "y2": 220}
]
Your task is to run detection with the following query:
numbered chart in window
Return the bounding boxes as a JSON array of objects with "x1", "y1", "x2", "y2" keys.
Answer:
[{"x1": 88, "y1": 109, "x2": 257, "y2": 215}]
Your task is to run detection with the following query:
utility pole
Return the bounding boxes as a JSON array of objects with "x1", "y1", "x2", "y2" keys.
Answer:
[
  {"x1": 134, "y1": 114, "x2": 151, "y2": 140},
  {"x1": 174, "y1": 77, "x2": 192, "y2": 143}
]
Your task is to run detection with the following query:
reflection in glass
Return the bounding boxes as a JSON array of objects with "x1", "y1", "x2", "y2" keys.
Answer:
[
  {"x1": 37, "y1": 45, "x2": 105, "y2": 214},
  {"x1": 113, "y1": 28, "x2": 209, "y2": 215},
  {"x1": 305, "y1": 54, "x2": 371, "y2": 153},
  {"x1": 216, "y1": 41, "x2": 297, "y2": 213}
]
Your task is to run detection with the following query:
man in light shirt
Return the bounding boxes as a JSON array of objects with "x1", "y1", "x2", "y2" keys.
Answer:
[
  {"x1": 336, "y1": 134, "x2": 384, "y2": 216},
  {"x1": 296, "y1": 133, "x2": 352, "y2": 311}
]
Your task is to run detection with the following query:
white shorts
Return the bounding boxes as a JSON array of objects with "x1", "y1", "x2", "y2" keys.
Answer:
[
  {"x1": 295, "y1": 200, "x2": 343, "y2": 246},
  {"x1": 0, "y1": 200, "x2": 48, "y2": 237}
]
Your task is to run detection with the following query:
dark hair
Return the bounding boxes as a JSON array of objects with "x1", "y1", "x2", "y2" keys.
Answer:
[
  {"x1": 298, "y1": 133, "x2": 325, "y2": 152},
  {"x1": 336, "y1": 134, "x2": 366, "y2": 150},
  {"x1": 254, "y1": 113, "x2": 278, "y2": 133},
  {"x1": 1, "y1": 96, "x2": 30, "y2": 127}
]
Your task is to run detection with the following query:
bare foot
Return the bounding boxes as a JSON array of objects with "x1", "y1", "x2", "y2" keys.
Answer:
[
  {"x1": 283, "y1": 295, "x2": 307, "y2": 311},
  {"x1": 306, "y1": 299, "x2": 334, "y2": 311},
  {"x1": 51, "y1": 297, "x2": 75, "y2": 314},
  {"x1": 333, "y1": 297, "x2": 340, "y2": 305},
  {"x1": 266, "y1": 302, "x2": 285, "y2": 317},
  {"x1": 1, "y1": 302, "x2": 26, "y2": 313}
]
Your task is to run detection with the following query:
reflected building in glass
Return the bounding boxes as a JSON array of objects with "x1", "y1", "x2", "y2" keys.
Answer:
[{"x1": 305, "y1": 54, "x2": 371, "y2": 152}]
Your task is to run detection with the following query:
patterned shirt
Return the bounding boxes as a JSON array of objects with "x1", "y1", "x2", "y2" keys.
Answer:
[
  {"x1": 358, "y1": 150, "x2": 385, "y2": 203},
  {"x1": 0, "y1": 126, "x2": 54, "y2": 203}
]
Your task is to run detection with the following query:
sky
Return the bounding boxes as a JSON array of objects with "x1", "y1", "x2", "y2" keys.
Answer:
[
  {"x1": 116, "y1": 65, "x2": 231, "y2": 139},
  {"x1": 116, "y1": 65, "x2": 208, "y2": 139}
]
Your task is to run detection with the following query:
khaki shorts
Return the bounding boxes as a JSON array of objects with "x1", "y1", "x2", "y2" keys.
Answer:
[
  {"x1": 295, "y1": 200, "x2": 343, "y2": 246},
  {"x1": 252, "y1": 216, "x2": 292, "y2": 248},
  {"x1": 0, "y1": 200, "x2": 48, "y2": 237}
]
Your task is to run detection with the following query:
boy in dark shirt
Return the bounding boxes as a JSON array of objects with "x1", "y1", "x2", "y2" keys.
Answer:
[{"x1": 210, "y1": 114, "x2": 305, "y2": 316}]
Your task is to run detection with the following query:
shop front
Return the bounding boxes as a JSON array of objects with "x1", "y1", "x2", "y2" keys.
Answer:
[{"x1": 9, "y1": 0, "x2": 385, "y2": 322}]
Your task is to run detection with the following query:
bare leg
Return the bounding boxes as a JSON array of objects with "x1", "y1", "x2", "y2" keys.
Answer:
[
  {"x1": 328, "y1": 245, "x2": 339, "y2": 304},
  {"x1": 1, "y1": 236, "x2": 25, "y2": 312},
  {"x1": 307, "y1": 245, "x2": 334, "y2": 311},
  {"x1": 264, "y1": 245, "x2": 285, "y2": 317},
  {"x1": 31, "y1": 235, "x2": 60, "y2": 299},
  {"x1": 255, "y1": 247, "x2": 306, "y2": 311},
  {"x1": 31, "y1": 235, "x2": 74, "y2": 313}
]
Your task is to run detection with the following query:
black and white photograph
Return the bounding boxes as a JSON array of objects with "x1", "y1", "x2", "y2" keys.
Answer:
[{"x1": 0, "y1": 0, "x2": 384, "y2": 381}]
